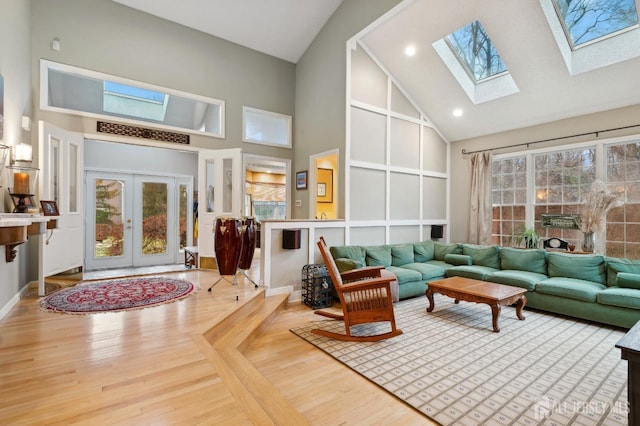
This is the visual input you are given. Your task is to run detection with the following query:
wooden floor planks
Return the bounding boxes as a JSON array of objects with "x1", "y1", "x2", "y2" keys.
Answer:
[{"x1": 0, "y1": 267, "x2": 431, "y2": 424}]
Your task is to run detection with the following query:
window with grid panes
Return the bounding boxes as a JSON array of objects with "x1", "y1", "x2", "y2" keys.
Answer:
[
  {"x1": 534, "y1": 148, "x2": 595, "y2": 248},
  {"x1": 492, "y1": 156, "x2": 527, "y2": 246},
  {"x1": 606, "y1": 141, "x2": 640, "y2": 259}
]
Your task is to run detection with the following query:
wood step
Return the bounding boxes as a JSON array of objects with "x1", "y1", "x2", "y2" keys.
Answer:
[{"x1": 195, "y1": 292, "x2": 308, "y2": 425}]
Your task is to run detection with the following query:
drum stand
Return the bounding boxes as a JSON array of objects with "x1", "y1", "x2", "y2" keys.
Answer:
[
  {"x1": 208, "y1": 273, "x2": 240, "y2": 301},
  {"x1": 237, "y1": 269, "x2": 259, "y2": 288}
]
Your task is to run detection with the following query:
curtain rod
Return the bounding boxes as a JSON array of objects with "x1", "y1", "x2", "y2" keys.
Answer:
[{"x1": 461, "y1": 123, "x2": 640, "y2": 155}]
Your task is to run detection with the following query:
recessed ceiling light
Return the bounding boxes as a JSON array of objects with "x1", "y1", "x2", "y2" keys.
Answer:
[
  {"x1": 404, "y1": 45, "x2": 416, "y2": 57},
  {"x1": 453, "y1": 108, "x2": 463, "y2": 117}
]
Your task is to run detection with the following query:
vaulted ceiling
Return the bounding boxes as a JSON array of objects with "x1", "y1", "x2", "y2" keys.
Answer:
[{"x1": 113, "y1": 0, "x2": 640, "y2": 143}]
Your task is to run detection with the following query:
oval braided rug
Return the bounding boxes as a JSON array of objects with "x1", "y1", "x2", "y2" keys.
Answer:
[{"x1": 40, "y1": 277, "x2": 195, "y2": 314}]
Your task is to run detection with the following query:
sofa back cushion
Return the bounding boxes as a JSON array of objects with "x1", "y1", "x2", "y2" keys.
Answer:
[
  {"x1": 434, "y1": 242, "x2": 462, "y2": 261},
  {"x1": 616, "y1": 272, "x2": 640, "y2": 290},
  {"x1": 329, "y1": 245, "x2": 366, "y2": 265},
  {"x1": 365, "y1": 246, "x2": 392, "y2": 267},
  {"x1": 413, "y1": 240, "x2": 435, "y2": 262},
  {"x1": 547, "y1": 252, "x2": 606, "y2": 285},
  {"x1": 500, "y1": 247, "x2": 547, "y2": 274},
  {"x1": 391, "y1": 244, "x2": 415, "y2": 266},
  {"x1": 607, "y1": 258, "x2": 640, "y2": 286},
  {"x1": 462, "y1": 244, "x2": 500, "y2": 269}
]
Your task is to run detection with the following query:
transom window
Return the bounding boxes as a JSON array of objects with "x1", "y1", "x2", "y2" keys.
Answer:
[
  {"x1": 446, "y1": 20, "x2": 508, "y2": 82},
  {"x1": 104, "y1": 81, "x2": 168, "y2": 122},
  {"x1": 553, "y1": 0, "x2": 639, "y2": 48}
]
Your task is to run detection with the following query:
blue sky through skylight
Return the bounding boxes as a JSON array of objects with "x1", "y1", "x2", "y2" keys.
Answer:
[
  {"x1": 104, "y1": 81, "x2": 165, "y2": 103},
  {"x1": 446, "y1": 21, "x2": 507, "y2": 82},
  {"x1": 553, "y1": 0, "x2": 639, "y2": 47}
]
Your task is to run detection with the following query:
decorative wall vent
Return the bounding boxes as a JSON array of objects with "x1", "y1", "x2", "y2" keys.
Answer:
[{"x1": 97, "y1": 121, "x2": 190, "y2": 145}]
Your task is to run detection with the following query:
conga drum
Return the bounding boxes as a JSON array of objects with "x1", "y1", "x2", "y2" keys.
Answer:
[
  {"x1": 238, "y1": 216, "x2": 257, "y2": 270},
  {"x1": 214, "y1": 217, "x2": 243, "y2": 275}
]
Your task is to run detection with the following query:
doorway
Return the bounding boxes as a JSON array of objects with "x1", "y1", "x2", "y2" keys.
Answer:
[
  {"x1": 84, "y1": 171, "x2": 193, "y2": 271},
  {"x1": 310, "y1": 150, "x2": 338, "y2": 219}
]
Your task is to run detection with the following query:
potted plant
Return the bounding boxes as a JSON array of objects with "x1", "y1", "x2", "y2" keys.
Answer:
[{"x1": 513, "y1": 226, "x2": 540, "y2": 249}]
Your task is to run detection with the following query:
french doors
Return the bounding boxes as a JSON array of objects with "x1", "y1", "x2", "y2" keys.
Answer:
[{"x1": 85, "y1": 171, "x2": 192, "y2": 270}]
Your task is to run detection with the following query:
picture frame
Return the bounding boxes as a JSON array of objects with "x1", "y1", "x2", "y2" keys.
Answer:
[
  {"x1": 11, "y1": 194, "x2": 35, "y2": 211},
  {"x1": 40, "y1": 200, "x2": 59, "y2": 216},
  {"x1": 317, "y1": 168, "x2": 333, "y2": 203},
  {"x1": 296, "y1": 170, "x2": 308, "y2": 190}
]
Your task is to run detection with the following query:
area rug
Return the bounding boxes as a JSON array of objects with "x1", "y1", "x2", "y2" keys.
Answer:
[
  {"x1": 291, "y1": 295, "x2": 629, "y2": 425},
  {"x1": 40, "y1": 277, "x2": 195, "y2": 314}
]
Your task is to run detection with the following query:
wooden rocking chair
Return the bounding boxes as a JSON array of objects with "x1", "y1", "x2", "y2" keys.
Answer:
[{"x1": 312, "y1": 237, "x2": 402, "y2": 342}]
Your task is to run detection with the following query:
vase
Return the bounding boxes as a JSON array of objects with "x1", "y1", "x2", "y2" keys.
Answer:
[{"x1": 582, "y1": 231, "x2": 595, "y2": 253}]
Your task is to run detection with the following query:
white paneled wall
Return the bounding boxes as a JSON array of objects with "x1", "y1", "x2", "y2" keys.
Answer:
[{"x1": 347, "y1": 42, "x2": 450, "y2": 244}]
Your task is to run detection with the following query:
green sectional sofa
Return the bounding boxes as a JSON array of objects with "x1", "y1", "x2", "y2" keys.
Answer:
[{"x1": 329, "y1": 241, "x2": 640, "y2": 329}]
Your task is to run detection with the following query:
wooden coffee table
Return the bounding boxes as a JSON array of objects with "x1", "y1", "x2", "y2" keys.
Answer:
[{"x1": 425, "y1": 276, "x2": 527, "y2": 332}]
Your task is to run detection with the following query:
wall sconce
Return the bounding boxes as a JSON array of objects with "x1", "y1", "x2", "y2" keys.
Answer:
[
  {"x1": 12, "y1": 143, "x2": 33, "y2": 164},
  {"x1": 0, "y1": 144, "x2": 9, "y2": 181}
]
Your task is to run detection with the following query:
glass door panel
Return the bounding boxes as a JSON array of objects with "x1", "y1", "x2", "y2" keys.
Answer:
[
  {"x1": 133, "y1": 175, "x2": 175, "y2": 266},
  {"x1": 85, "y1": 172, "x2": 133, "y2": 270},
  {"x1": 95, "y1": 178, "x2": 126, "y2": 258},
  {"x1": 141, "y1": 181, "x2": 168, "y2": 255}
]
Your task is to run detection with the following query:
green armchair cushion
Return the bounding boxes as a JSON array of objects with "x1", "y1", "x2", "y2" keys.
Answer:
[
  {"x1": 499, "y1": 247, "x2": 547, "y2": 274},
  {"x1": 444, "y1": 253, "x2": 473, "y2": 266},
  {"x1": 607, "y1": 258, "x2": 640, "y2": 286},
  {"x1": 616, "y1": 272, "x2": 640, "y2": 290},
  {"x1": 547, "y1": 252, "x2": 606, "y2": 285},
  {"x1": 434, "y1": 242, "x2": 462, "y2": 261},
  {"x1": 413, "y1": 240, "x2": 435, "y2": 262},
  {"x1": 462, "y1": 244, "x2": 501, "y2": 269},
  {"x1": 365, "y1": 246, "x2": 392, "y2": 267},
  {"x1": 391, "y1": 243, "x2": 415, "y2": 267}
]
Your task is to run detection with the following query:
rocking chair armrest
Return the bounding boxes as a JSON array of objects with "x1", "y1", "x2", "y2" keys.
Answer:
[
  {"x1": 340, "y1": 277, "x2": 393, "y2": 293},
  {"x1": 341, "y1": 265, "x2": 384, "y2": 281}
]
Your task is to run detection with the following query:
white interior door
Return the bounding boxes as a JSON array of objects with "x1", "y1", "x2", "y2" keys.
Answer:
[
  {"x1": 39, "y1": 121, "x2": 84, "y2": 277},
  {"x1": 198, "y1": 148, "x2": 243, "y2": 260}
]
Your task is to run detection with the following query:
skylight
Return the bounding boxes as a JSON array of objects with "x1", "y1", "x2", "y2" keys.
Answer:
[
  {"x1": 553, "y1": 0, "x2": 639, "y2": 49},
  {"x1": 103, "y1": 81, "x2": 168, "y2": 122},
  {"x1": 446, "y1": 21, "x2": 507, "y2": 82}
]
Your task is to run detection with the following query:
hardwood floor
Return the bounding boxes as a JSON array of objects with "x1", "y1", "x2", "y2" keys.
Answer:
[{"x1": 0, "y1": 265, "x2": 431, "y2": 424}]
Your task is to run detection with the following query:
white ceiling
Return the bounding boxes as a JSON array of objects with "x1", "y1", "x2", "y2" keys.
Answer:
[
  {"x1": 113, "y1": 0, "x2": 640, "y2": 142},
  {"x1": 112, "y1": 0, "x2": 343, "y2": 63}
]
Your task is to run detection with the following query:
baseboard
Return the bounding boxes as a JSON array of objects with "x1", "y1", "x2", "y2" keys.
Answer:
[
  {"x1": 264, "y1": 285, "x2": 300, "y2": 303},
  {"x1": 0, "y1": 284, "x2": 31, "y2": 321}
]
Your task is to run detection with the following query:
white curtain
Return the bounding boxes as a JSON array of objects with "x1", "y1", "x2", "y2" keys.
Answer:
[{"x1": 468, "y1": 152, "x2": 492, "y2": 244}]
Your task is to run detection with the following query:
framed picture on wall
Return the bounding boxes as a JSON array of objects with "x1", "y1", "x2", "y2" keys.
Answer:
[
  {"x1": 296, "y1": 170, "x2": 308, "y2": 190},
  {"x1": 317, "y1": 168, "x2": 333, "y2": 203}
]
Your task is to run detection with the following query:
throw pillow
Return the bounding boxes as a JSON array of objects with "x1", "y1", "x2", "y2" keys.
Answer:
[
  {"x1": 616, "y1": 272, "x2": 640, "y2": 290},
  {"x1": 365, "y1": 246, "x2": 392, "y2": 267},
  {"x1": 444, "y1": 253, "x2": 473, "y2": 266},
  {"x1": 434, "y1": 242, "x2": 462, "y2": 261},
  {"x1": 606, "y1": 258, "x2": 640, "y2": 286}
]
